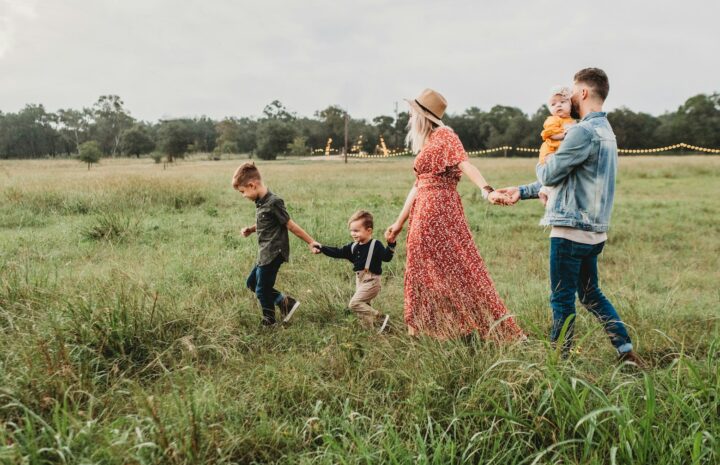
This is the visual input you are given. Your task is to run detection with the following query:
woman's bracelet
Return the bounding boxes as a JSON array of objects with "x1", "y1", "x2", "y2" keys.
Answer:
[{"x1": 481, "y1": 185, "x2": 494, "y2": 200}]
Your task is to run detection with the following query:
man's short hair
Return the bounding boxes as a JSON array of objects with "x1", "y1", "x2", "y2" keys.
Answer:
[
  {"x1": 574, "y1": 68, "x2": 610, "y2": 102},
  {"x1": 348, "y1": 210, "x2": 373, "y2": 230},
  {"x1": 232, "y1": 162, "x2": 262, "y2": 189}
]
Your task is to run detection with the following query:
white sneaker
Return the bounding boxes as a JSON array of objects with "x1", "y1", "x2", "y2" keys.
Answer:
[
  {"x1": 377, "y1": 314, "x2": 390, "y2": 334},
  {"x1": 281, "y1": 297, "x2": 300, "y2": 323}
]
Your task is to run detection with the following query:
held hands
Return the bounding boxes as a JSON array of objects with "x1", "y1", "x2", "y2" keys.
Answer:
[
  {"x1": 494, "y1": 187, "x2": 521, "y2": 206},
  {"x1": 487, "y1": 191, "x2": 513, "y2": 206},
  {"x1": 309, "y1": 241, "x2": 322, "y2": 254},
  {"x1": 385, "y1": 222, "x2": 403, "y2": 243}
]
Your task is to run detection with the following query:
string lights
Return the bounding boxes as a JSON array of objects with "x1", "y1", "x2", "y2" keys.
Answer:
[
  {"x1": 342, "y1": 142, "x2": 720, "y2": 158},
  {"x1": 618, "y1": 142, "x2": 720, "y2": 154}
]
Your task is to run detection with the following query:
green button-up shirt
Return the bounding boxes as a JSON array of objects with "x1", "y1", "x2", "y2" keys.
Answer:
[{"x1": 255, "y1": 191, "x2": 291, "y2": 266}]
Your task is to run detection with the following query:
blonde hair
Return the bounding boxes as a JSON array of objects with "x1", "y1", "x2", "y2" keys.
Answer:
[
  {"x1": 549, "y1": 85, "x2": 573, "y2": 102},
  {"x1": 232, "y1": 162, "x2": 262, "y2": 189},
  {"x1": 405, "y1": 107, "x2": 442, "y2": 154},
  {"x1": 348, "y1": 210, "x2": 373, "y2": 230}
]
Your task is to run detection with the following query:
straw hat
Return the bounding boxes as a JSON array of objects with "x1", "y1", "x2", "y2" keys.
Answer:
[{"x1": 405, "y1": 88, "x2": 447, "y2": 126}]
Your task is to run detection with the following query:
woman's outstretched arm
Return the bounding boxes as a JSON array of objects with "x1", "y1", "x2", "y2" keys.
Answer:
[{"x1": 458, "y1": 161, "x2": 512, "y2": 205}]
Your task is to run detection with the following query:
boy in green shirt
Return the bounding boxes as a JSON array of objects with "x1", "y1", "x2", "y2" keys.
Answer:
[{"x1": 232, "y1": 162, "x2": 317, "y2": 326}]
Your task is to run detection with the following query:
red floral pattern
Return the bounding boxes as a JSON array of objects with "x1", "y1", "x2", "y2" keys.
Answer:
[{"x1": 404, "y1": 127, "x2": 525, "y2": 340}]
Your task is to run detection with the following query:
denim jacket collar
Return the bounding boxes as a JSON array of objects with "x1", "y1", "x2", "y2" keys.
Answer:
[{"x1": 581, "y1": 111, "x2": 606, "y2": 121}]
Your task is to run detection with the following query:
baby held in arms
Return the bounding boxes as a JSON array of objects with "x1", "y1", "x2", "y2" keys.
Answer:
[{"x1": 538, "y1": 86, "x2": 576, "y2": 205}]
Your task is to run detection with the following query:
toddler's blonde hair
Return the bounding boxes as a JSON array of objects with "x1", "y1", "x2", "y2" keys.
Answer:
[{"x1": 348, "y1": 210, "x2": 373, "y2": 230}]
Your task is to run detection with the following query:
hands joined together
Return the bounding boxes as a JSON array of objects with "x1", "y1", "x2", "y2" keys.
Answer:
[
  {"x1": 488, "y1": 187, "x2": 521, "y2": 206},
  {"x1": 382, "y1": 186, "x2": 522, "y2": 242},
  {"x1": 241, "y1": 186, "x2": 527, "y2": 250}
]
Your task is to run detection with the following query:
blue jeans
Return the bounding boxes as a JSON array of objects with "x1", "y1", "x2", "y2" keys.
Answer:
[
  {"x1": 246, "y1": 255, "x2": 285, "y2": 324},
  {"x1": 549, "y1": 238, "x2": 632, "y2": 354}
]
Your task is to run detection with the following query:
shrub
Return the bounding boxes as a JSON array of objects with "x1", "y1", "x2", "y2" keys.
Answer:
[{"x1": 76, "y1": 141, "x2": 102, "y2": 169}]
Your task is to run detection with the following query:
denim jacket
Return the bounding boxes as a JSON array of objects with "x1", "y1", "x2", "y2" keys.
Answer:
[{"x1": 519, "y1": 112, "x2": 617, "y2": 233}]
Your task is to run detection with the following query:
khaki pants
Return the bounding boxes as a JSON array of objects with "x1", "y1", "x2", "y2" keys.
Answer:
[{"x1": 349, "y1": 272, "x2": 382, "y2": 326}]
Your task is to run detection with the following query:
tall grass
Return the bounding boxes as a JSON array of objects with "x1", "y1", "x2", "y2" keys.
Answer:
[{"x1": 0, "y1": 156, "x2": 718, "y2": 464}]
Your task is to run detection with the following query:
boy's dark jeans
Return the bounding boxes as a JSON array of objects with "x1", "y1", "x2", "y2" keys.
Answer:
[
  {"x1": 246, "y1": 255, "x2": 285, "y2": 324},
  {"x1": 549, "y1": 237, "x2": 633, "y2": 354}
]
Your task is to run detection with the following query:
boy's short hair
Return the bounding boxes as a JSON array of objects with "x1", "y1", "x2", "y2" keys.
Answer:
[
  {"x1": 232, "y1": 162, "x2": 262, "y2": 189},
  {"x1": 574, "y1": 68, "x2": 610, "y2": 102},
  {"x1": 348, "y1": 210, "x2": 373, "y2": 230}
]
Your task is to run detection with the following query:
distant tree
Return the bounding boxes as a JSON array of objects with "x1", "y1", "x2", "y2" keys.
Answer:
[
  {"x1": 315, "y1": 105, "x2": 346, "y2": 147},
  {"x1": 56, "y1": 108, "x2": 92, "y2": 155},
  {"x1": 393, "y1": 111, "x2": 410, "y2": 149},
  {"x1": 484, "y1": 105, "x2": 528, "y2": 149},
  {"x1": 295, "y1": 117, "x2": 326, "y2": 151},
  {"x1": 256, "y1": 118, "x2": 296, "y2": 160},
  {"x1": 348, "y1": 118, "x2": 378, "y2": 153},
  {"x1": 446, "y1": 107, "x2": 491, "y2": 151},
  {"x1": 373, "y1": 115, "x2": 394, "y2": 135},
  {"x1": 215, "y1": 117, "x2": 257, "y2": 154},
  {"x1": 263, "y1": 100, "x2": 295, "y2": 121},
  {"x1": 517, "y1": 106, "x2": 550, "y2": 151},
  {"x1": 150, "y1": 151, "x2": 164, "y2": 164},
  {"x1": 286, "y1": 136, "x2": 309, "y2": 157},
  {"x1": 92, "y1": 95, "x2": 135, "y2": 156},
  {"x1": 654, "y1": 93, "x2": 720, "y2": 148},
  {"x1": 157, "y1": 119, "x2": 194, "y2": 162},
  {"x1": 5, "y1": 91, "x2": 720, "y2": 160},
  {"x1": 373, "y1": 115, "x2": 395, "y2": 150},
  {"x1": 608, "y1": 107, "x2": 661, "y2": 149},
  {"x1": 0, "y1": 104, "x2": 61, "y2": 158},
  {"x1": 188, "y1": 116, "x2": 217, "y2": 153},
  {"x1": 234, "y1": 118, "x2": 259, "y2": 153},
  {"x1": 77, "y1": 141, "x2": 102, "y2": 169},
  {"x1": 120, "y1": 124, "x2": 155, "y2": 157}
]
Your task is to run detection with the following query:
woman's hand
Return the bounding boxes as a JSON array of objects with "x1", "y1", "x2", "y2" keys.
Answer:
[
  {"x1": 385, "y1": 222, "x2": 403, "y2": 243},
  {"x1": 488, "y1": 191, "x2": 512, "y2": 205},
  {"x1": 495, "y1": 187, "x2": 521, "y2": 205}
]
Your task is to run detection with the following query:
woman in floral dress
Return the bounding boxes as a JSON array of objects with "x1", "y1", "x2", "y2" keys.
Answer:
[{"x1": 385, "y1": 89, "x2": 525, "y2": 341}]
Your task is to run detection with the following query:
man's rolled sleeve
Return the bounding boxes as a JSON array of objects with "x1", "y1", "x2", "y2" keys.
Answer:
[{"x1": 519, "y1": 181, "x2": 542, "y2": 200}]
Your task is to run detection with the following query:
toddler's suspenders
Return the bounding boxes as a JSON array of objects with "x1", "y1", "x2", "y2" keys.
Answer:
[
  {"x1": 351, "y1": 239, "x2": 377, "y2": 276},
  {"x1": 364, "y1": 239, "x2": 376, "y2": 272}
]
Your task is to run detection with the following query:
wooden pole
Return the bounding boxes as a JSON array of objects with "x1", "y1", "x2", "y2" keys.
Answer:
[{"x1": 344, "y1": 112, "x2": 349, "y2": 164}]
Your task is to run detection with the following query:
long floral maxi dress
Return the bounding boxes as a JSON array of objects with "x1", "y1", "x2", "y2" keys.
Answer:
[{"x1": 404, "y1": 126, "x2": 525, "y2": 340}]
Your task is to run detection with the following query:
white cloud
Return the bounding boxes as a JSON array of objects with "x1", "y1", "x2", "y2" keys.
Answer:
[
  {"x1": 0, "y1": 0, "x2": 37, "y2": 57},
  {"x1": 0, "y1": 0, "x2": 718, "y2": 120}
]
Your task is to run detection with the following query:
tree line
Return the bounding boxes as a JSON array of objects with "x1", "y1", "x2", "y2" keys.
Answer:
[{"x1": 1, "y1": 93, "x2": 718, "y2": 161}]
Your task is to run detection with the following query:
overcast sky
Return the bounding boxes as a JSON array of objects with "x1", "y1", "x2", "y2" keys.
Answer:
[{"x1": 1, "y1": 0, "x2": 718, "y2": 122}]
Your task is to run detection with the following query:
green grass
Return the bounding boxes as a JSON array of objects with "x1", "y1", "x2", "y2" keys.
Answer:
[{"x1": 0, "y1": 156, "x2": 718, "y2": 464}]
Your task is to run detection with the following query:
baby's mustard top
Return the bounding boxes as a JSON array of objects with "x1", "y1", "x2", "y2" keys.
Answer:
[{"x1": 539, "y1": 115, "x2": 575, "y2": 164}]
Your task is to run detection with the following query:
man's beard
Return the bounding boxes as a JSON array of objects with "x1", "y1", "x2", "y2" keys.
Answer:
[{"x1": 570, "y1": 100, "x2": 581, "y2": 119}]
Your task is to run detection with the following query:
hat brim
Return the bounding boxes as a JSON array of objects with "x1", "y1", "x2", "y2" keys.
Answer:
[{"x1": 405, "y1": 98, "x2": 444, "y2": 126}]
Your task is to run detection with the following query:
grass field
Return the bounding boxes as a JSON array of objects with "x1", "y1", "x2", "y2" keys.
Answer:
[{"x1": 1, "y1": 155, "x2": 718, "y2": 464}]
